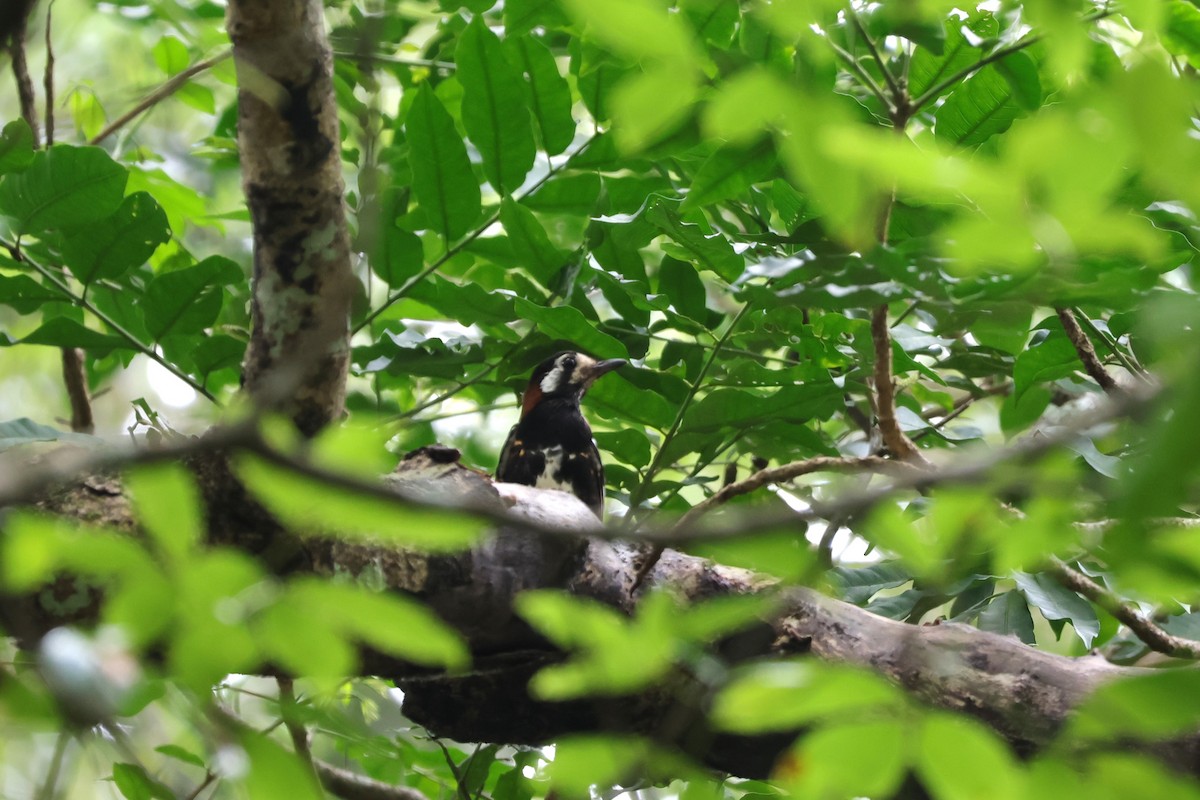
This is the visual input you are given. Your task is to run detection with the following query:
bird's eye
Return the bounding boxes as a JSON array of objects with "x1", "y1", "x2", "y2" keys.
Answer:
[{"x1": 563, "y1": 356, "x2": 576, "y2": 370}]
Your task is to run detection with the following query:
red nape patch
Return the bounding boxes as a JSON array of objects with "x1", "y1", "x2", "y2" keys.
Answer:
[{"x1": 521, "y1": 385, "x2": 543, "y2": 416}]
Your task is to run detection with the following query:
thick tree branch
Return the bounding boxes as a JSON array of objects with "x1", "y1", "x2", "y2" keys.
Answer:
[
  {"x1": 1056, "y1": 307, "x2": 1119, "y2": 394},
  {"x1": 1048, "y1": 558, "x2": 1200, "y2": 659},
  {"x1": 227, "y1": 0, "x2": 353, "y2": 435},
  {"x1": 8, "y1": 12, "x2": 38, "y2": 144}
]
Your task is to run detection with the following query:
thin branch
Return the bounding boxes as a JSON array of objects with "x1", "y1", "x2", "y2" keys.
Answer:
[
  {"x1": 1072, "y1": 307, "x2": 1148, "y2": 378},
  {"x1": 42, "y1": 0, "x2": 53, "y2": 145},
  {"x1": 4, "y1": 241, "x2": 219, "y2": 403},
  {"x1": 331, "y1": 49, "x2": 455, "y2": 71},
  {"x1": 910, "y1": 8, "x2": 1113, "y2": 113},
  {"x1": 36, "y1": 731, "x2": 70, "y2": 800},
  {"x1": 88, "y1": 50, "x2": 231, "y2": 146},
  {"x1": 353, "y1": 136, "x2": 596, "y2": 335},
  {"x1": 8, "y1": 13, "x2": 39, "y2": 143},
  {"x1": 277, "y1": 676, "x2": 319, "y2": 784},
  {"x1": 673, "y1": 455, "x2": 921, "y2": 529},
  {"x1": 827, "y1": 39, "x2": 893, "y2": 113},
  {"x1": 1056, "y1": 307, "x2": 1119, "y2": 394},
  {"x1": 871, "y1": 305, "x2": 931, "y2": 466},
  {"x1": 183, "y1": 772, "x2": 217, "y2": 800},
  {"x1": 1048, "y1": 558, "x2": 1200, "y2": 660},
  {"x1": 850, "y1": 11, "x2": 903, "y2": 102},
  {"x1": 59, "y1": 347, "x2": 94, "y2": 433},
  {"x1": 315, "y1": 760, "x2": 431, "y2": 800}
]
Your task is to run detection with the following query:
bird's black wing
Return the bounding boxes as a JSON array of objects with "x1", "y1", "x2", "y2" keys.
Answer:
[
  {"x1": 495, "y1": 425, "x2": 546, "y2": 486},
  {"x1": 564, "y1": 438, "x2": 606, "y2": 518}
]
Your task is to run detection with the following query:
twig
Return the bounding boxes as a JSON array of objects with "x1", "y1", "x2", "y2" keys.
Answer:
[
  {"x1": 315, "y1": 760, "x2": 431, "y2": 800},
  {"x1": 1056, "y1": 307, "x2": 1119, "y2": 394},
  {"x1": 353, "y1": 136, "x2": 596, "y2": 335},
  {"x1": 827, "y1": 40, "x2": 893, "y2": 113},
  {"x1": 673, "y1": 455, "x2": 921, "y2": 529},
  {"x1": 88, "y1": 50, "x2": 231, "y2": 146},
  {"x1": 8, "y1": 13, "x2": 39, "y2": 143},
  {"x1": 4, "y1": 240, "x2": 219, "y2": 403},
  {"x1": 850, "y1": 11, "x2": 904, "y2": 101},
  {"x1": 42, "y1": 0, "x2": 53, "y2": 145},
  {"x1": 276, "y1": 677, "x2": 318, "y2": 782},
  {"x1": 871, "y1": 305, "x2": 931, "y2": 466},
  {"x1": 331, "y1": 49, "x2": 455, "y2": 71},
  {"x1": 59, "y1": 347, "x2": 94, "y2": 433},
  {"x1": 36, "y1": 730, "x2": 70, "y2": 800},
  {"x1": 1071, "y1": 307, "x2": 1149, "y2": 378},
  {"x1": 1048, "y1": 558, "x2": 1200, "y2": 660},
  {"x1": 183, "y1": 772, "x2": 217, "y2": 800}
]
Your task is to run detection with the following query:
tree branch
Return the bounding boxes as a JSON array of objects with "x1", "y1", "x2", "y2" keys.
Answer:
[
  {"x1": 8, "y1": 12, "x2": 39, "y2": 144},
  {"x1": 42, "y1": 0, "x2": 53, "y2": 145},
  {"x1": 673, "y1": 455, "x2": 920, "y2": 529},
  {"x1": 59, "y1": 347, "x2": 93, "y2": 434},
  {"x1": 871, "y1": 305, "x2": 931, "y2": 466},
  {"x1": 1057, "y1": 307, "x2": 1119, "y2": 393},
  {"x1": 1048, "y1": 558, "x2": 1200, "y2": 660},
  {"x1": 89, "y1": 50, "x2": 231, "y2": 146},
  {"x1": 316, "y1": 760, "x2": 431, "y2": 800}
]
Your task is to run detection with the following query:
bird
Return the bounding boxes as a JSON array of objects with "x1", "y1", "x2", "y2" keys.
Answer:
[{"x1": 496, "y1": 350, "x2": 626, "y2": 518}]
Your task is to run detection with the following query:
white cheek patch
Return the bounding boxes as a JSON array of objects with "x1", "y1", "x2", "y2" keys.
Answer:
[{"x1": 540, "y1": 366, "x2": 564, "y2": 393}]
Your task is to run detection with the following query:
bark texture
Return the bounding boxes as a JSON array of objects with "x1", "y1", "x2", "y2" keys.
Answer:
[
  {"x1": 227, "y1": 0, "x2": 353, "y2": 435},
  {"x1": 6, "y1": 448, "x2": 1200, "y2": 780}
]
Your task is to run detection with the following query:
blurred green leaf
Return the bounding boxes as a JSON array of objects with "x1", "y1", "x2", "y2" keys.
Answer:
[
  {"x1": 916, "y1": 713, "x2": 1022, "y2": 800},
  {"x1": 0, "y1": 119, "x2": 35, "y2": 174}
]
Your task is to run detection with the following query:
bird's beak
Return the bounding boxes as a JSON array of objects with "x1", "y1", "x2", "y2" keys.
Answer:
[{"x1": 583, "y1": 358, "x2": 626, "y2": 385}]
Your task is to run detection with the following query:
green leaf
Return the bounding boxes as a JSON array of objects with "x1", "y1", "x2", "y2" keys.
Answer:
[
  {"x1": 125, "y1": 463, "x2": 203, "y2": 564},
  {"x1": 240, "y1": 733, "x2": 324, "y2": 800},
  {"x1": 12, "y1": 317, "x2": 131, "y2": 354},
  {"x1": 680, "y1": 139, "x2": 775, "y2": 212},
  {"x1": 154, "y1": 744, "x2": 207, "y2": 769},
  {"x1": 524, "y1": 173, "x2": 602, "y2": 215},
  {"x1": 1066, "y1": 670, "x2": 1200, "y2": 741},
  {"x1": 457, "y1": 18, "x2": 537, "y2": 195},
  {"x1": 0, "y1": 417, "x2": 100, "y2": 452},
  {"x1": 936, "y1": 53, "x2": 1038, "y2": 146},
  {"x1": 405, "y1": 83, "x2": 481, "y2": 242},
  {"x1": 1164, "y1": 0, "x2": 1200, "y2": 58},
  {"x1": 593, "y1": 428, "x2": 652, "y2": 468},
  {"x1": 500, "y1": 198, "x2": 570, "y2": 282},
  {"x1": 559, "y1": 0, "x2": 700, "y2": 65},
  {"x1": 373, "y1": 221, "x2": 425, "y2": 288},
  {"x1": 0, "y1": 274, "x2": 62, "y2": 314},
  {"x1": 909, "y1": 14, "x2": 998, "y2": 102},
  {"x1": 513, "y1": 298, "x2": 629, "y2": 357},
  {"x1": 112, "y1": 762, "x2": 173, "y2": 800},
  {"x1": 152, "y1": 36, "x2": 189, "y2": 76},
  {"x1": 657, "y1": 256, "x2": 708, "y2": 320},
  {"x1": 609, "y1": 65, "x2": 699, "y2": 152},
  {"x1": 645, "y1": 200, "x2": 743, "y2": 281},
  {"x1": 0, "y1": 145, "x2": 128, "y2": 233},
  {"x1": 61, "y1": 192, "x2": 171, "y2": 286},
  {"x1": 234, "y1": 454, "x2": 483, "y2": 551},
  {"x1": 711, "y1": 662, "x2": 905, "y2": 733},
  {"x1": 977, "y1": 589, "x2": 1036, "y2": 644},
  {"x1": 1013, "y1": 571, "x2": 1099, "y2": 648},
  {"x1": 0, "y1": 119, "x2": 36, "y2": 174},
  {"x1": 505, "y1": 0, "x2": 569, "y2": 35},
  {"x1": 143, "y1": 256, "x2": 240, "y2": 340},
  {"x1": 508, "y1": 35, "x2": 576, "y2": 156},
  {"x1": 1012, "y1": 332, "x2": 1080, "y2": 399},
  {"x1": 916, "y1": 713, "x2": 1022, "y2": 800},
  {"x1": 783, "y1": 720, "x2": 907, "y2": 799}
]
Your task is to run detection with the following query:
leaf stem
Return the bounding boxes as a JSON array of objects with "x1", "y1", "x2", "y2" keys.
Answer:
[
  {"x1": 850, "y1": 11, "x2": 904, "y2": 102},
  {"x1": 827, "y1": 40, "x2": 894, "y2": 113}
]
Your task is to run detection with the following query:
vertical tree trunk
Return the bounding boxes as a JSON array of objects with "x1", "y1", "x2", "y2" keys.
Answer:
[{"x1": 227, "y1": 0, "x2": 353, "y2": 435}]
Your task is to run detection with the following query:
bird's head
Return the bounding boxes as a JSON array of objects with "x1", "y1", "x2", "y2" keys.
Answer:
[{"x1": 521, "y1": 351, "x2": 626, "y2": 416}]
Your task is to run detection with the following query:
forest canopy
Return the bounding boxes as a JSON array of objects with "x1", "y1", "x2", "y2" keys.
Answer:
[{"x1": 2, "y1": 0, "x2": 1200, "y2": 798}]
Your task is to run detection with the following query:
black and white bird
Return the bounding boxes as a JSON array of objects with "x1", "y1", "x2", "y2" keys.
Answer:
[{"x1": 496, "y1": 351, "x2": 626, "y2": 518}]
